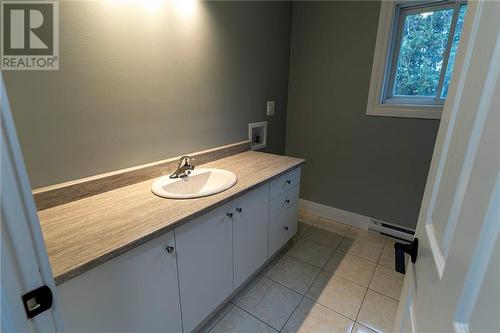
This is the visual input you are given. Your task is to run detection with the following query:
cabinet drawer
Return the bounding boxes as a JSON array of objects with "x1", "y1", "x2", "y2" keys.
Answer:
[
  {"x1": 269, "y1": 202, "x2": 298, "y2": 257},
  {"x1": 269, "y1": 184, "x2": 300, "y2": 220},
  {"x1": 270, "y1": 167, "x2": 301, "y2": 200}
]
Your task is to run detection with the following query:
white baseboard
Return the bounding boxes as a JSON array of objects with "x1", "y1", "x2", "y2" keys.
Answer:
[
  {"x1": 299, "y1": 199, "x2": 414, "y2": 241},
  {"x1": 299, "y1": 199, "x2": 370, "y2": 230}
]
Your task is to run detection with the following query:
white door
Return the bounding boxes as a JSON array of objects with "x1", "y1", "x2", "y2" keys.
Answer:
[
  {"x1": 1, "y1": 77, "x2": 64, "y2": 332},
  {"x1": 233, "y1": 184, "x2": 270, "y2": 288},
  {"x1": 175, "y1": 203, "x2": 234, "y2": 333},
  {"x1": 394, "y1": 2, "x2": 500, "y2": 333},
  {"x1": 57, "y1": 230, "x2": 182, "y2": 333}
]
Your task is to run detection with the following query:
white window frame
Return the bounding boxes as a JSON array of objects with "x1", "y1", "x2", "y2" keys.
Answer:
[{"x1": 366, "y1": 0, "x2": 465, "y2": 120}]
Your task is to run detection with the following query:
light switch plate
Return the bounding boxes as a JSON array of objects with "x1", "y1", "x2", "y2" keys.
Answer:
[{"x1": 266, "y1": 101, "x2": 275, "y2": 116}]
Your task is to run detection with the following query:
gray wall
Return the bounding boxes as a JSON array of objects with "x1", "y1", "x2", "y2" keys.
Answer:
[
  {"x1": 4, "y1": 1, "x2": 292, "y2": 188},
  {"x1": 286, "y1": 1, "x2": 439, "y2": 229}
]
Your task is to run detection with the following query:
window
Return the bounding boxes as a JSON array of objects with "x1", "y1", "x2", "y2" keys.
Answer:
[{"x1": 366, "y1": 1, "x2": 468, "y2": 119}]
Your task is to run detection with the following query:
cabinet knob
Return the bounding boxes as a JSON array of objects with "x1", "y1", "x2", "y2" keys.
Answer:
[
  {"x1": 286, "y1": 180, "x2": 291, "y2": 185},
  {"x1": 285, "y1": 199, "x2": 290, "y2": 204},
  {"x1": 165, "y1": 246, "x2": 175, "y2": 254},
  {"x1": 284, "y1": 226, "x2": 289, "y2": 231},
  {"x1": 226, "y1": 212, "x2": 234, "y2": 218},
  {"x1": 235, "y1": 208, "x2": 243, "y2": 213}
]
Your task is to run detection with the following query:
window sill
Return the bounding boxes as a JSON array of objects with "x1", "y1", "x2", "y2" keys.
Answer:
[{"x1": 366, "y1": 104, "x2": 442, "y2": 120}]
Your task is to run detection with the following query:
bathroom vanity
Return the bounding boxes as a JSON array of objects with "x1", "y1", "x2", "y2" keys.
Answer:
[{"x1": 37, "y1": 149, "x2": 304, "y2": 333}]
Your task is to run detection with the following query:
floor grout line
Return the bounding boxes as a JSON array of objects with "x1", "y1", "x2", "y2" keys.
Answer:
[
  {"x1": 365, "y1": 288, "x2": 402, "y2": 301},
  {"x1": 302, "y1": 216, "x2": 403, "y2": 324},
  {"x1": 282, "y1": 252, "x2": 332, "y2": 270},
  {"x1": 297, "y1": 217, "x2": 402, "y2": 331},
  {"x1": 278, "y1": 249, "x2": 326, "y2": 332},
  {"x1": 221, "y1": 216, "x2": 397, "y2": 332},
  {"x1": 354, "y1": 253, "x2": 379, "y2": 324},
  {"x1": 299, "y1": 220, "x2": 386, "y2": 260},
  {"x1": 206, "y1": 302, "x2": 234, "y2": 333},
  {"x1": 298, "y1": 220, "x2": 401, "y2": 302},
  {"x1": 233, "y1": 303, "x2": 280, "y2": 332},
  {"x1": 280, "y1": 225, "x2": 361, "y2": 328},
  {"x1": 317, "y1": 221, "x2": 377, "y2": 326},
  {"x1": 279, "y1": 224, "x2": 363, "y2": 331},
  {"x1": 301, "y1": 294, "x2": 362, "y2": 323},
  {"x1": 369, "y1": 241, "x2": 404, "y2": 302},
  {"x1": 277, "y1": 222, "x2": 327, "y2": 332},
  {"x1": 231, "y1": 240, "x2": 322, "y2": 332},
  {"x1": 318, "y1": 269, "x2": 371, "y2": 291},
  {"x1": 278, "y1": 294, "x2": 305, "y2": 332},
  {"x1": 229, "y1": 273, "x2": 265, "y2": 306},
  {"x1": 367, "y1": 287, "x2": 402, "y2": 301},
  {"x1": 258, "y1": 275, "x2": 303, "y2": 297}
]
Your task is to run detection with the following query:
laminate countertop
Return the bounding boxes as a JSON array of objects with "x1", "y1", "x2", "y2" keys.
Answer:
[{"x1": 38, "y1": 151, "x2": 305, "y2": 285}]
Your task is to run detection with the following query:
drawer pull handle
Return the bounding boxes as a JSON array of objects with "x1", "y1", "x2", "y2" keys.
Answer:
[
  {"x1": 285, "y1": 199, "x2": 290, "y2": 204},
  {"x1": 226, "y1": 212, "x2": 234, "y2": 218},
  {"x1": 165, "y1": 246, "x2": 175, "y2": 254},
  {"x1": 235, "y1": 208, "x2": 243, "y2": 213},
  {"x1": 284, "y1": 226, "x2": 289, "y2": 231},
  {"x1": 286, "y1": 180, "x2": 291, "y2": 185}
]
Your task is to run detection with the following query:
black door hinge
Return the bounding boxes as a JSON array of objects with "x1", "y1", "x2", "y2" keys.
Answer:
[{"x1": 22, "y1": 285, "x2": 53, "y2": 319}]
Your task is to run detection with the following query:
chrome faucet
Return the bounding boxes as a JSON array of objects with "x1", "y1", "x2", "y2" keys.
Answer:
[{"x1": 169, "y1": 156, "x2": 195, "y2": 179}]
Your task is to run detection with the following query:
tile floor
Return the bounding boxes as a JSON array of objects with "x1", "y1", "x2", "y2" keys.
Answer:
[{"x1": 201, "y1": 211, "x2": 405, "y2": 333}]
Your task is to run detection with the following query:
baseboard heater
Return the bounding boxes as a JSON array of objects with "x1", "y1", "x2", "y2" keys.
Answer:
[{"x1": 368, "y1": 218, "x2": 415, "y2": 242}]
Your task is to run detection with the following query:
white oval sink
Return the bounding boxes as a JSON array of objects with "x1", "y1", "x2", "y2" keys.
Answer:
[{"x1": 151, "y1": 168, "x2": 237, "y2": 199}]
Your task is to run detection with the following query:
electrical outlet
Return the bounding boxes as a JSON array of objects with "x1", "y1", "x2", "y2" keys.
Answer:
[{"x1": 266, "y1": 101, "x2": 275, "y2": 116}]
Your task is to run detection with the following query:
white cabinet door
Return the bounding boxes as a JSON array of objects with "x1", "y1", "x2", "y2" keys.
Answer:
[
  {"x1": 175, "y1": 203, "x2": 234, "y2": 333},
  {"x1": 57, "y1": 231, "x2": 182, "y2": 333},
  {"x1": 233, "y1": 184, "x2": 270, "y2": 288}
]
